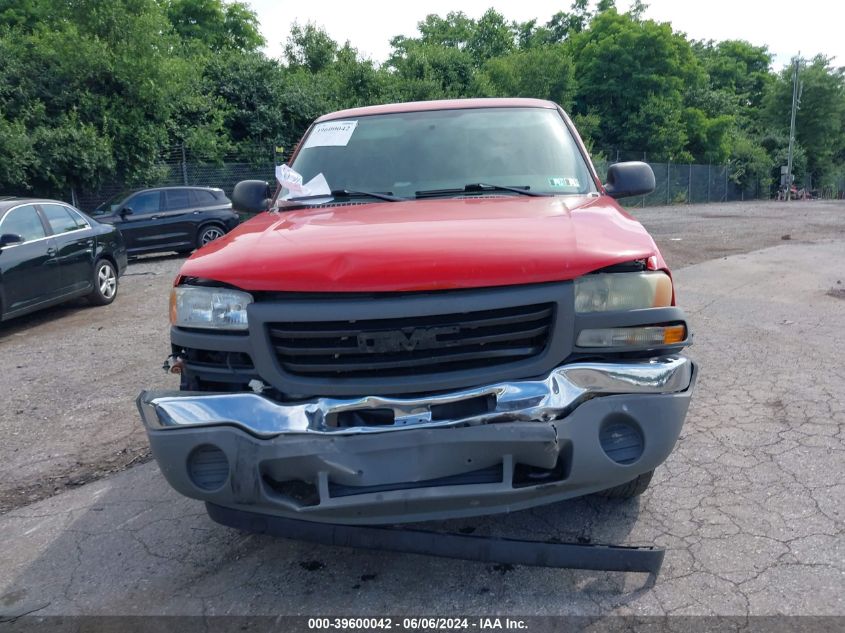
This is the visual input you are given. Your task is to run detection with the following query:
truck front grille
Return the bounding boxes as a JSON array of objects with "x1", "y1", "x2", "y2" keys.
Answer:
[{"x1": 267, "y1": 303, "x2": 554, "y2": 379}]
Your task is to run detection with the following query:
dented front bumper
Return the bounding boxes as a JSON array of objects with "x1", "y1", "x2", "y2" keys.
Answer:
[{"x1": 138, "y1": 356, "x2": 696, "y2": 524}]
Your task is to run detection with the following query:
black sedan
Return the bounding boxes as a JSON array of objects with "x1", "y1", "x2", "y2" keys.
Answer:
[
  {"x1": 90, "y1": 186, "x2": 238, "y2": 256},
  {"x1": 0, "y1": 198, "x2": 128, "y2": 322}
]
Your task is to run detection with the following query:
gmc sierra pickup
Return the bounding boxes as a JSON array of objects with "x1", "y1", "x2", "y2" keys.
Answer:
[{"x1": 138, "y1": 98, "x2": 697, "y2": 529}]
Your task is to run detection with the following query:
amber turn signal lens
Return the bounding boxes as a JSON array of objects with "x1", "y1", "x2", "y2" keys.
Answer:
[
  {"x1": 169, "y1": 288, "x2": 178, "y2": 325},
  {"x1": 663, "y1": 324, "x2": 686, "y2": 344}
]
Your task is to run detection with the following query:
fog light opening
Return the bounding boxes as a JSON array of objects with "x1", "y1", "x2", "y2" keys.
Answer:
[
  {"x1": 187, "y1": 444, "x2": 230, "y2": 491},
  {"x1": 599, "y1": 419, "x2": 645, "y2": 465}
]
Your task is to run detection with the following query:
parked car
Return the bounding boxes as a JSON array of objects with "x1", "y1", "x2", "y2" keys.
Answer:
[
  {"x1": 0, "y1": 197, "x2": 127, "y2": 321},
  {"x1": 90, "y1": 186, "x2": 238, "y2": 256},
  {"x1": 138, "y1": 99, "x2": 697, "y2": 533}
]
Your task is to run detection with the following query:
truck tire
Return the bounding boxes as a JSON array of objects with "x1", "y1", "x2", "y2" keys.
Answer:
[
  {"x1": 87, "y1": 259, "x2": 118, "y2": 306},
  {"x1": 595, "y1": 470, "x2": 654, "y2": 499}
]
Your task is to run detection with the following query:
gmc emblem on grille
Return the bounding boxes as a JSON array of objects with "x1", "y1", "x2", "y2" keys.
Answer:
[{"x1": 357, "y1": 326, "x2": 460, "y2": 353}]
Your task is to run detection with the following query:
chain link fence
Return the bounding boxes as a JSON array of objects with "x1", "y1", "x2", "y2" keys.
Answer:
[
  {"x1": 74, "y1": 146, "x2": 276, "y2": 213},
  {"x1": 73, "y1": 146, "x2": 772, "y2": 213},
  {"x1": 593, "y1": 150, "x2": 767, "y2": 208}
]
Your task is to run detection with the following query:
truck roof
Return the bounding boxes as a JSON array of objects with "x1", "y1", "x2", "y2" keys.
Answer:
[{"x1": 316, "y1": 98, "x2": 559, "y2": 122}]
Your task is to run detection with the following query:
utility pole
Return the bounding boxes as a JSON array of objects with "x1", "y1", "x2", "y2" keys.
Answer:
[{"x1": 785, "y1": 57, "x2": 803, "y2": 201}]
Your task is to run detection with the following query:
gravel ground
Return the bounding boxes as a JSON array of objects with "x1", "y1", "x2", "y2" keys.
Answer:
[
  {"x1": 0, "y1": 199, "x2": 842, "y2": 514},
  {"x1": 629, "y1": 199, "x2": 845, "y2": 268},
  {"x1": 0, "y1": 255, "x2": 176, "y2": 512}
]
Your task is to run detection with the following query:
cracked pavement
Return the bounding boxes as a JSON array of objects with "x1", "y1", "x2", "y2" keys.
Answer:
[{"x1": 0, "y1": 203, "x2": 843, "y2": 616}]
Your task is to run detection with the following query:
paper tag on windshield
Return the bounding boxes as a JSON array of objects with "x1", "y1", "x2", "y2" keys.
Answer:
[
  {"x1": 276, "y1": 165, "x2": 333, "y2": 203},
  {"x1": 276, "y1": 164, "x2": 308, "y2": 197},
  {"x1": 303, "y1": 173, "x2": 331, "y2": 197},
  {"x1": 276, "y1": 164, "x2": 302, "y2": 186},
  {"x1": 303, "y1": 120, "x2": 358, "y2": 148}
]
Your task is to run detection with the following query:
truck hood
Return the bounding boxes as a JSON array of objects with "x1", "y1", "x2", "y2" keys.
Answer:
[{"x1": 180, "y1": 196, "x2": 664, "y2": 292}]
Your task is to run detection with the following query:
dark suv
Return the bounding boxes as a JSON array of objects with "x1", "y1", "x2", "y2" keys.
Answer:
[{"x1": 91, "y1": 186, "x2": 238, "y2": 256}]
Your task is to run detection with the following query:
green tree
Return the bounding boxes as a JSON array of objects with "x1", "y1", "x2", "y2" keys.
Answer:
[
  {"x1": 0, "y1": 0, "x2": 186, "y2": 193},
  {"x1": 284, "y1": 22, "x2": 339, "y2": 73},
  {"x1": 391, "y1": 9, "x2": 514, "y2": 68},
  {"x1": 693, "y1": 39, "x2": 773, "y2": 123},
  {"x1": 627, "y1": 0, "x2": 648, "y2": 20},
  {"x1": 0, "y1": 0, "x2": 271, "y2": 194},
  {"x1": 477, "y1": 45, "x2": 577, "y2": 107},
  {"x1": 466, "y1": 9, "x2": 515, "y2": 66},
  {"x1": 729, "y1": 132, "x2": 775, "y2": 191},
  {"x1": 571, "y1": 111, "x2": 601, "y2": 153},
  {"x1": 516, "y1": 1, "x2": 596, "y2": 50},
  {"x1": 686, "y1": 39, "x2": 775, "y2": 186},
  {"x1": 683, "y1": 108, "x2": 733, "y2": 163},
  {"x1": 387, "y1": 42, "x2": 475, "y2": 100},
  {"x1": 327, "y1": 43, "x2": 390, "y2": 108},
  {"x1": 568, "y1": 9, "x2": 706, "y2": 159},
  {"x1": 415, "y1": 11, "x2": 474, "y2": 48},
  {"x1": 546, "y1": 0, "x2": 592, "y2": 41},
  {"x1": 764, "y1": 56, "x2": 845, "y2": 187},
  {"x1": 4, "y1": 1, "x2": 843, "y2": 201},
  {"x1": 0, "y1": 116, "x2": 37, "y2": 189},
  {"x1": 164, "y1": 0, "x2": 264, "y2": 52}
]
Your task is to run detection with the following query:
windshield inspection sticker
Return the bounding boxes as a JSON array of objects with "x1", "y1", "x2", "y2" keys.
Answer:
[
  {"x1": 302, "y1": 120, "x2": 358, "y2": 149},
  {"x1": 549, "y1": 177, "x2": 580, "y2": 188}
]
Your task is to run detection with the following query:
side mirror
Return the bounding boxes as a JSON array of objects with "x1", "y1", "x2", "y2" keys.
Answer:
[
  {"x1": 119, "y1": 207, "x2": 134, "y2": 218},
  {"x1": 0, "y1": 233, "x2": 24, "y2": 248},
  {"x1": 232, "y1": 180, "x2": 272, "y2": 214},
  {"x1": 604, "y1": 161, "x2": 656, "y2": 199}
]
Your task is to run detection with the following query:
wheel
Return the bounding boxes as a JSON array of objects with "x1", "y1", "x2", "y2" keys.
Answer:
[
  {"x1": 197, "y1": 224, "x2": 225, "y2": 248},
  {"x1": 88, "y1": 259, "x2": 118, "y2": 306},
  {"x1": 595, "y1": 470, "x2": 654, "y2": 499}
]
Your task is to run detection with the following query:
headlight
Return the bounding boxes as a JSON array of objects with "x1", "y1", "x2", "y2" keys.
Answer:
[
  {"x1": 574, "y1": 271, "x2": 673, "y2": 313},
  {"x1": 170, "y1": 286, "x2": 253, "y2": 330}
]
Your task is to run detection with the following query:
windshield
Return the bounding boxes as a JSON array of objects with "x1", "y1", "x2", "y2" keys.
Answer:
[
  {"x1": 92, "y1": 190, "x2": 133, "y2": 216},
  {"x1": 288, "y1": 107, "x2": 596, "y2": 200}
]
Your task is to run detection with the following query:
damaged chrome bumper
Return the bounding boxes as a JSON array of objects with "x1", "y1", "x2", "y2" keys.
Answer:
[
  {"x1": 138, "y1": 356, "x2": 696, "y2": 524},
  {"x1": 139, "y1": 356, "x2": 693, "y2": 436}
]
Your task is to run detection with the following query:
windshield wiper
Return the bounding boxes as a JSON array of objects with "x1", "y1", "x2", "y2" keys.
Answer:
[
  {"x1": 415, "y1": 183, "x2": 551, "y2": 198},
  {"x1": 286, "y1": 189, "x2": 405, "y2": 203}
]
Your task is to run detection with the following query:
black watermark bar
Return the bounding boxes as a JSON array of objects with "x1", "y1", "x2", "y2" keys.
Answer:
[
  {"x1": 0, "y1": 617, "x2": 842, "y2": 633},
  {"x1": 206, "y1": 503, "x2": 664, "y2": 574}
]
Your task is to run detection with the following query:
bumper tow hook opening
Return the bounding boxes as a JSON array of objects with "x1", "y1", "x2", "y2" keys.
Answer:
[
  {"x1": 205, "y1": 503, "x2": 665, "y2": 575},
  {"x1": 163, "y1": 354, "x2": 185, "y2": 375}
]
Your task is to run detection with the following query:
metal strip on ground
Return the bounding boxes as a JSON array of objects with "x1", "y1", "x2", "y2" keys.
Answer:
[{"x1": 206, "y1": 503, "x2": 665, "y2": 574}]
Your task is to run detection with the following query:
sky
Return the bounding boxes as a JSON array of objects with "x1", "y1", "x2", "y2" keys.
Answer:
[{"x1": 246, "y1": 0, "x2": 841, "y2": 71}]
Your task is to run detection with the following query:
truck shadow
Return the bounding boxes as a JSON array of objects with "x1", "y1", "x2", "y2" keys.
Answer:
[{"x1": 1, "y1": 464, "x2": 653, "y2": 617}]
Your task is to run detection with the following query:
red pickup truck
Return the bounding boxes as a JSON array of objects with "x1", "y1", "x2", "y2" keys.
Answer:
[{"x1": 139, "y1": 98, "x2": 696, "y2": 530}]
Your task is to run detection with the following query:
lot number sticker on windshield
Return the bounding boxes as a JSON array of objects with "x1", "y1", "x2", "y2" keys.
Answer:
[{"x1": 303, "y1": 120, "x2": 358, "y2": 149}]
